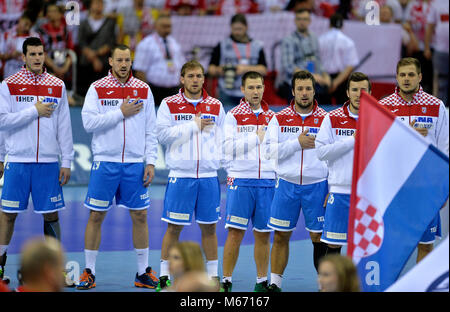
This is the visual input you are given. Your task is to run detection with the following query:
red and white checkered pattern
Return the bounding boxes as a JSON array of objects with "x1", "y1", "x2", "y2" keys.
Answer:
[
  {"x1": 352, "y1": 197, "x2": 384, "y2": 263},
  {"x1": 328, "y1": 105, "x2": 348, "y2": 118},
  {"x1": 277, "y1": 100, "x2": 327, "y2": 118},
  {"x1": 92, "y1": 70, "x2": 149, "y2": 90},
  {"x1": 164, "y1": 88, "x2": 222, "y2": 107},
  {"x1": 5, "y1": 67, "x2": 64, "y2": 87},
  {"x1": 229, "y1": 98, "x2": 275, "y2": 118},
  {"x1": 379, "y1": 86, "x2": 443, "y2": 107}
]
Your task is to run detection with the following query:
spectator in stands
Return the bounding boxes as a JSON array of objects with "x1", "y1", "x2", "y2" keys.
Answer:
[
  {"x1": 279, "y1": 8, "x2": 331, "y2": 104},
  {"x1": 37, "y1": 1, "x2": 74, "y2": 81},
  {"x1": 77, "y1": 0, "x2": 116, "y2": 96},
  {"x1": 355, "y1": 0, "x2": 403, "y2": 23},
  {"x1": 213, "y1": 0, "x2": 260, "y2": 15},
  {"x1": 380, "y1": 4, "x2": 416, "y2": 57},
  {"x1": 208, "y1": 13, "x2": 267, "y2": 106},
  {"x1": 257, "y1": 0, "x2": 289, "y2": 13},
  {"x1": 164, "y1": 0, "x2": 207, "y2": 15},
  {"x1": 133, "y1": 14, "x2": 185, "y2": 106},
  {"x1": 403, "y1": 0, "x2": 433, "y2": 93},
  {"x1": 398, "y1": 0, "x2": 410, "y2": 22},
  {"x1": 117, "y1": 0, "x2": 155, "y2": 58},
  {"x1": 315, "y1": 0, "x2": 340, "y2": 18},
  {"x1": 16, "y1": 237, "x2": 65, "y2": 292},
  {"x1": 0, "y1": 13, "x2": 39, "y2": 79},
  {"x1": 424, "y1": 0, "x2": 448, "y2": 106},
  {"x1": 318, "y1": 254, "x2": 360, "y2": 292},
  {"x1": 319, "y1": 13, "x2": 359, "y2": 105},
  {"x1": 285, "y1": 0, "x2": 314, "y2": 12}
]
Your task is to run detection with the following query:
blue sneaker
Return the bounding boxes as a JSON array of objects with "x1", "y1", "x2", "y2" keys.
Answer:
[
  {"x1": 135, "y1": 267, "x2": 158, "y2": 289},
  {"x1": 77, "y1": 269, "x2": 96, "y2": 290}
]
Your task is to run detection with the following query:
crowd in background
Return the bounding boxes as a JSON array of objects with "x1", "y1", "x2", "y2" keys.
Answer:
[{"x1": 0, "y1": 0, "x2": 448, "y2": 106}]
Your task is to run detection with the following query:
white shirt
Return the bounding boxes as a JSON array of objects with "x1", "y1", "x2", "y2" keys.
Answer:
[
  {"x1": 133, "y1": 34, "x2": 186, "y2": 88},
  {"x1": 318, "y1": 28, "x2": 359, "y2": 74},
  {"x1": 426, "y1": 0, "x2": 449, "y2": 53}
]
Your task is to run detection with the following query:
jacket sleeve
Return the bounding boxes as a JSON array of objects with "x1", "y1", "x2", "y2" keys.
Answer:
[
  {"x1": 155, "y1": 99, "x2": 199, "y2": 146},
  {"x1": 56, "y1": 85, "x2": 75, "y2": 168},
  {"x1": 0, "y1": 130, "x2": 5, "y2": 162},
  {"x1": 435, "y1": 102, "x2": 449, "y2": 156},
  {"x1": 316, "y1": 114, "x2": 355, "y2": 161},
  {"x1": 0, "y1": 81, "x2": 39, "y2": 131},
  {"x1": 262, "y1": 116, "x2": 301, "y2": 161},
  {"x1": 81, "y1": 85, "x2": 124, "y2": 133},
  {"x1": 145, "y1": 88, "x2": 158, "y2": 165}
]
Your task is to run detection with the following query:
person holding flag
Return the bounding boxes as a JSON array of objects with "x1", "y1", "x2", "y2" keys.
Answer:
[
  {"x1": 315, "y1": 72, "x2": 372, "y2": 252},
  {"x1": 379, "y1": 57, "x2": 449, "y2": 263}
]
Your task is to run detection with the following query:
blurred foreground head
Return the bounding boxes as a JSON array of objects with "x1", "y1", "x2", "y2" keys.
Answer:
[{"x1": 20, "y1": 236, "x2": 65, "y2": 292}]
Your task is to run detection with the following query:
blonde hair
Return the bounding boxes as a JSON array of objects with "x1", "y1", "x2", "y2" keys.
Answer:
[
  {"x1": 180, "y1": 60, "x2": 204, "y2": 77},
  {"x1": 172, "y1": 241, "x2": 205, "y2": 273},
  {"x1": 20, "y1": 236, "x2": 64, "y2": 282},
  {"x1": 319, "y1": 254, "x2": 360, "y2": 292}
]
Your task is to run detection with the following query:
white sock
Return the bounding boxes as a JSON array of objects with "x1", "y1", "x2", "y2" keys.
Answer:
[
  {"x1": 257, "y1": 276, "x2": 267, "y2": 284},
  {"x1": 0, "y1": 245, "x2": 8, "y2": 257},
  {"x1": 160, "y1": 259, "x2": 170, "y2": 278},
  {"x1": 135, "y1": 248, "x2": 149, "y2": 276},
  {"x1": 270, "y1": 273, "x2": 282, "y2": 288},
  {"x1": 206, "y1": 260, "x2": 218, "y2": 278},
  {"x1": 222, "y1": 276, "x2": 232, "y2": 283},
  {"x1": 84, "y1": 249, "x2": 98, "y2": 275}
]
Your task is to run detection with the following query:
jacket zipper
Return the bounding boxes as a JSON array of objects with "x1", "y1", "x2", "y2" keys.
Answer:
[
  {"x1": 196, "y1": 103, "x2": 200, "y2": 178},
  {"x1": 300, "y1": 119, "x2": 304, "y2": 185},
  {"x1": 35, "y1": 77, "x2": 40, "y2": 162},
  {"x1": 257, "y1": 115, "x2": 261, "y2": 179},
  {"x1": 122, "y1": 86, "x2": 126, "y2": 163}
]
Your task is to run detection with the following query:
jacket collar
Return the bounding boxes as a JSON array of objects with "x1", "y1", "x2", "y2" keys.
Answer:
[
  {"x1": 20, "y1": 66, "x2": 47, "y2": 82},
  {"x1": 394, "y1": 85, "x2": 424, "y2": 105},
  {"x1": 238, "y1": 98, "x2": 270, "y2": 113},
  {"x1": 179, "y1": 88, "x2": 209, "y2": 104},
  {"x1": 288, "y1": 99, "x2": 319, "y2": 116},
  {"x1": 107, "y1": 69, "x2": 133, "y2": 86}
]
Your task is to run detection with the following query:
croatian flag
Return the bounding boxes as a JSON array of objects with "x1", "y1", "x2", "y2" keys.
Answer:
[{"x1": 347, "y1": 91, "x2": 449, "y2": 292}]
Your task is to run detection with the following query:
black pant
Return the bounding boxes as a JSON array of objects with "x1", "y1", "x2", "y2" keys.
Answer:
[{"x1": 148, "y1": 83, "x2": 181, "y2": 107}]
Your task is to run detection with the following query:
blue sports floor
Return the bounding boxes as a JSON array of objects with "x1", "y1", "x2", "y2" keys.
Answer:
[{"x1": 0, "y1": 185, "x2": 445, "y2": 292}]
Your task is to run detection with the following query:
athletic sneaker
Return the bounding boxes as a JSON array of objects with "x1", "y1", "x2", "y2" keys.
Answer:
[
  {"x1": 155, "y1": 275, "x2": 171, "y2": 292},
  {"x1": 254, "y1": 280, "x2": 269, "y2": 292},
  {"x1": 135, "y1": 267, "x2": 159, "y2": 289},
  {"x1": 267, "y1": 283, "x2": 282, "y2": 292},
  {"x1": 0, "y1": 253, "x2": 10, "y2": 285},
  {"x1": 220, "y1": 281, "x2": 232, "y2": 292},
  {"x1": 77, "y1": 268, "x2": 96, "y2": 290}
]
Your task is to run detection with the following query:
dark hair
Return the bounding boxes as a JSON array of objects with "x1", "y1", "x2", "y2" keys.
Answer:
[
  {"x1": 231, "y1": 13, "x2": 247, "y2": 26},
  {"x1": 396, "y1": 57, "x2": 421, "y2": 74},
  {"x1": 291, "y1": 70, "x2": 315, "y2": 90},
  {"x1": 295, "y1": 8, "x2": 311, "y2": 15},
  {"x1": 22, "y1": 37, "x2": 44, "y2": 55},
  {"x1": 330, "y1": 13, "x2": 344, "y2": 29},
  {"x1": 181, "y1": 60, "x2": 204, "y2": 77},
  {"x1": 111, "y1": 44, "x2": 131, "y2": 57},
  {"x1": 346, "y1": 72, "x2": 372, "y2": 92},
  {"x1": 242, "y1": 71, "x2": 264, "y2": 86},
  {"x1": 44, "y1": 0, "x2": 64, "y2": 16}
]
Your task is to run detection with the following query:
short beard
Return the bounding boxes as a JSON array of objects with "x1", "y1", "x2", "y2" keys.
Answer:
[
  {"x1": 399, "y1": 85, "x2": 419, "y2": 95},
  {"x1": 295, "y1": 99, "x2": 313, "y2": 110},
  {"x1": 114, "y1": 68, "x2": 129, "y2": 79}
]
